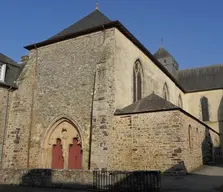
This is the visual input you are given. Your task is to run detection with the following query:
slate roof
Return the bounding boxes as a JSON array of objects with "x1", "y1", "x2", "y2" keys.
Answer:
[
  {"x1": 114, "y1": 92, "x2": 179, "y2": 115},
  {"x1": 0, "y1": 53, "x2": 17, "y2": 65},
  {"x1": 178, "y1": 64, "x2": 223, "y2": 92},
  {"x1": 154, "y1": 47, "x2": 173, "y2": 59},
  {"x1": 0, "y1": 53, "x2": 24, "y2": 88},
  {"x1": 48, "y1": 10, "x2": 111, "y2": 41}
]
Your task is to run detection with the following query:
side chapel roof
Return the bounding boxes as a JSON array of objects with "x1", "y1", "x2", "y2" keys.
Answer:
[{"x1": 114, "y1": 92, "x2": 179, "y2": 115}]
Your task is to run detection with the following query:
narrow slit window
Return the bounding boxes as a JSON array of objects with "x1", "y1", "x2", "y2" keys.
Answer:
[
  {"x1": 201, "y1": 97, "x2": 209, "y2": 121},
  {"x1": 178, "y1": 94, "x2": 183, "y2": 108},
  {"x1": 163, "y1": 83, "x2": 169, "y2": 100},
  {"x1": 133, "y1": 60, "x2": 143, "y2": 102}
]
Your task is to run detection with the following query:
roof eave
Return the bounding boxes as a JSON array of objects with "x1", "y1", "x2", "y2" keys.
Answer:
[
  {"x1": 24, "y1": 21, "x2": 119, "y2": 50},
  {"x1": 114, "y1": 107, "x2": 180, "y2": 115}
]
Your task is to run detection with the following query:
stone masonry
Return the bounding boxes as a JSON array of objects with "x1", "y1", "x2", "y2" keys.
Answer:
[
  {"x1": 3, "y1": 29, "x2": 116, "y2": 169},
  {"x1": 90, "y1": 110, "x2": 219, "y2": 173},
  {"x1": 0, "y1": 9, "x2": 222, "y2": 175}
]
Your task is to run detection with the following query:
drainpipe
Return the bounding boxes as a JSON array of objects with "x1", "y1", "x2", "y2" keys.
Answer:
[
  {"x1": 27, "y1": 45, "x2": 38, "y2": 168},
  {"x1": 88, "y1": 71, "x2": 96, "y2": 170},
  {"x1": 1, "y1": 86, "x2": 12, "y2": 166}
]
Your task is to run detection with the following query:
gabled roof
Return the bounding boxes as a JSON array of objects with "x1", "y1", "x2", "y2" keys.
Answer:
[
  {"x1": 0, "y1": 52, "x2": 24, "y2": 89},
  {"x1": 114, "y1": 92, "x2": 179, "y2": 115},
  {"x1": 24, "y1": 10, "x2": 186, "y2": 93},
  {"x1": 178, "y1": 64, "x2": 223, "y2": 92},
  {"x1": 154, "y1": 47, "x2": 173, "y2": 59},
  {"x1": 48, "y1": 10, "x2": 111, "y2": 41}
]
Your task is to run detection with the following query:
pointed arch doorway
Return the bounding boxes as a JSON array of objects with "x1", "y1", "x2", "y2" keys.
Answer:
[{"x1": 42, "y1": 117, "x2": 82, "y2": 169}]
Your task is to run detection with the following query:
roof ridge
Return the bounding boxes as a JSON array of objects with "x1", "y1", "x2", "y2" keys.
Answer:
[
  {"x1": 47, "y1": 9, "x2": 112, "y2": 41},
  {"x1": 179, "y1": 63, "x2": 223, "y2": 72}
]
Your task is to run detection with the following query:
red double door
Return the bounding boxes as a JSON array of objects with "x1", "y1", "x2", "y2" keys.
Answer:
[{"x1": 52, "y1": 138, "x2": 82, "y2": 169}]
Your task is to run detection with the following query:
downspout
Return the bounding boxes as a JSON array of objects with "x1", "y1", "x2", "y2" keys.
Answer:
[
  {"x1": 88, "y1": 25, "x2": 106, "y2": 170},
  {"x1": 88, "y1": 71, "x2": 96, "y2": 170},
  {"x1": 27, "y1": 45, "x2": 38, "y2": 168},
  {"x1": 0, "y1": 86, "x2": 12, "y2": 166}
]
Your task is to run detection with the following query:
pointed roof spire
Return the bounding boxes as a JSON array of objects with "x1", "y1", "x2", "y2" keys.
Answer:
[
  {"x1": 154, "y1": 47, "x2": 173, "y2": 59},
  {"x1": 161, "y1": 37, "x2": 164, "y2": 47},
  {"x1": 96, "y1": 1, "x2": 99, "y2": 10},
  {"x1": 46, "y1": 9, "x2": 111, "y2": 41}
]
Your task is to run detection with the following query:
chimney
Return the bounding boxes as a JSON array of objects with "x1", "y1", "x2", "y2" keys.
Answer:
[{"x1": 21, "y1": 55, "x2": 29, "y2": 64}]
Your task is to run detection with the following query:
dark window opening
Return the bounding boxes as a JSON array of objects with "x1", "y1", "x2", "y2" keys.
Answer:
[
  {"x1": 201, "y1": 97, "x2": 209, "y2": 121},
  {"x1": 133, "y1": 61, "x2": 142, "y2": 102}
]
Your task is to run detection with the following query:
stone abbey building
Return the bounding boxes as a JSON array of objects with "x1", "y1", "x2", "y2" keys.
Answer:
[{"x1": 0, "y1": 9, "x2": 222, "y2": 174}]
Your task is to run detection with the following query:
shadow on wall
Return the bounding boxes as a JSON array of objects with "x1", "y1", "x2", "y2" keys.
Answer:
[
  {"x1": 0, "y1": 169, "x2": 161, "y2": 191},
  {"x1": 19, "y1": 169, "x2": 93, "y2": 190},
  {"x1": 201, "y1": 127, "x2": 223, "y2": 166},
  {"x1": 218, "y1": 96, "x2": 223, "y2": 148},
  {"x1": 202, "y1": 128, "x2": 214, "y2": 165}
]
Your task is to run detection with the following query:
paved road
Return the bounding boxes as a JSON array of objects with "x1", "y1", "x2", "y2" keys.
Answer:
[{"x1": 162, "y1": 165, "x2": 223, "y2": 191}]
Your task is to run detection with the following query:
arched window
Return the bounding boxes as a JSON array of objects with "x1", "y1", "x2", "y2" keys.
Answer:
[
  {"x1": 201, "y1": 96, "x2": 209, "y2": 121},
  {"x1": 178, "y1": 94, "x2": 183, "y2": 108},
  {"x1": 133, "y1": 60, "x2": 143, "y2": 102},
  {"x1": 188, "y1": 125, "x2": 192, "y2": 149},
  {"x1": 163, "y1": 83, "x2": 169, "y2": 100}
]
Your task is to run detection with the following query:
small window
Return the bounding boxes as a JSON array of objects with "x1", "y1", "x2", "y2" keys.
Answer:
[
  {"x1": 164, "y1": 59, "x2": 166, "y2": 63},
  {"x1": 188, "y1": 125, "x2": 192, "y2": 149},
  {"x1": 163, "y1": 83, "x2": 169, "y2": 100},
  {"x1": 0, "y1": 64, "x2": 6, "y2": 82},
  {"x1": 201, "y1": 96, "x2": 209, "y2": 121},
  {"x1": 178, "y1": 94, "x2": 183, "y2": 108}
]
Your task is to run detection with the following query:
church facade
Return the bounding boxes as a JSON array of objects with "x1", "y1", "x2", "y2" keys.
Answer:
[{"x1": 0, "y1": 9, "x2": 222, "y2": 174}]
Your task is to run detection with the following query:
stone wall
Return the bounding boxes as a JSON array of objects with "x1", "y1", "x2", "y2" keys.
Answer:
[
  {"x1": 184, "y1": 89, "x2": 223, "y2": 146},
  {"x1": 0, "y1": 169, "x2": 93, "y2": 189},
  {"x1": 3, "y1": 28, "x2": 116, "y2": 169},
  {"x1": 91, "y1": 110, "x2": 219, "y2": 173},
  {"x1": 181, "y1": 111, "x2": 220, "y2": 172},
  {"x1": 2, "y1": 59, "x2": 34, "y2": 168},
  {"x1": 0, "y1": 88, "x2": 8, "y2": 167},
  {"x1": 114, "y1": 29, "x2": 184, "y2": 110}
]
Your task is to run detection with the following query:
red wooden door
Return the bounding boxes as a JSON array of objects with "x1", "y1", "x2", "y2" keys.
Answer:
[
  {"x1": 68, "y1": 138, "x2": 82, "y2": 169},
  {"x1": 52, "y1": 139, "x2": 64, "y2": 169}
]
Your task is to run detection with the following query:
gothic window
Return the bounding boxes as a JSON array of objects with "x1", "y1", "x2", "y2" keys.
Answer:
[
  {"x1": 178, "y1": 94, "x2": 183, "y2": 108},
  {"x1": 201, "y1": 97, "x2": 209, "y2": 121},
  {"x1": 133, "y1": 60, "x2": 143, "y2": 102},
  {"x1": 163, "y1": 83, "x2": 169, "y2": 100}
]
